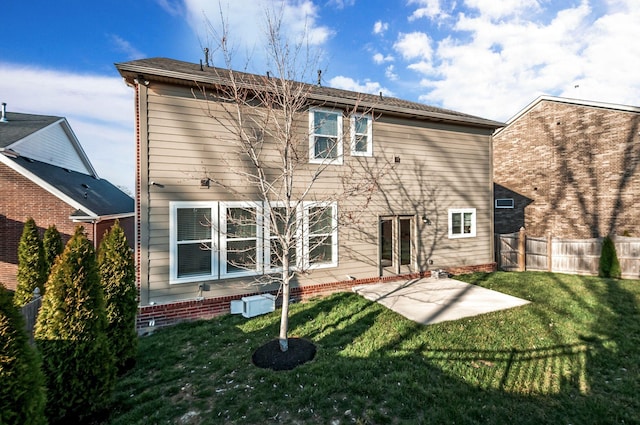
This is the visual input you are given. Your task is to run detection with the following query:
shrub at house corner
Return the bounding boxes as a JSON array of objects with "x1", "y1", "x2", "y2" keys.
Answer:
[
  {"x1": 98, "y1": 220, "x2": 138, "y2": 372},
  {"x1": 34, "y1": 226, "x2": 115, "y2": 424},
  {"x1": 13, "y1": 217, "x2": 46, "y2": 307},
  {"x1": 0, "y1": 283, "x2": 47, "y2": 425}
]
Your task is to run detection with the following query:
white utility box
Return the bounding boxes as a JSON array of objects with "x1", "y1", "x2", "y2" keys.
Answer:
[{"x1": 232, "y1": 294, "x2": 276, "y2": 318}]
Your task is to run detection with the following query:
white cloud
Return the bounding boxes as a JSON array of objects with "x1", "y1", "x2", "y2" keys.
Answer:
[
  {"x1": 373, "y1": 20, "x2": 388, "y2": 35},
  {"x1": 327, "y1": 0, "x2": 356, "y2": 8},
  {"x1": 0, "y1": 63, "x2": 135, "y2": 191},
  {"x1": 328, "y1": 75, "x2": 394, "y2": 97},
  {"x1": 154, "y1": 0, "x2": 184, "y2": 16},
  {"x1": 373, "y1": 53, "x2": 394, "y2": 64},
  {"x1": 385, "y1": 65, "x2": 398, "y2": 81},
  {"x1": 183, "y1": 0, "x2": 333, "y2": 74},
  {"x1": 402, "y1": 0, "x2": 640, "y2": 121},
  {"x1": 463, "y1": 0, "x2": 542, "y2": 20},
  {"x1": 407, "y1": 0, "x2": 449, "y2": 21},
  {"x1": 109, "y1": 35, "x2": 146, "y2": 60},
  {"x1": 394, "y1": 32, "x2": 433, "y2": 61}
]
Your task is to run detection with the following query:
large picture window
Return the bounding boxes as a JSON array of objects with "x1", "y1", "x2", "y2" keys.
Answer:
[
  {"x1": 448, "y1": 208, "x2": 476, "y2": 238},
  {"x1": 170, "y1": 201, "x2": 338, "y2": 284},
  {"x1": 309, "y1": 108, "x2": 343, "y2": 164}
]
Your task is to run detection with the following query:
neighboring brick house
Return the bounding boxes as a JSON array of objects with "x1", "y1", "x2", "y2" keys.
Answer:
[
  {"x1": 0, "y1": 104, "x2": 135, "y2": 290},
  {"x1": 116, "y1": 58, "x2": 503, "y2": 329},
  {"x1": 494, "y1": 96, "x2": 640, "y2": 238}
]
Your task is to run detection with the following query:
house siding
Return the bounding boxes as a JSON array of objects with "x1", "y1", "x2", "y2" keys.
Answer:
[
  {"x1": 11, "y1": 122, "x2": 91, "y2": 174},
  {"x1": 138, "y1": 83, "x2": 496, "y2": 307},
  {"x1": 494, "y1": 99, "x2": 640, "y2": 239}
]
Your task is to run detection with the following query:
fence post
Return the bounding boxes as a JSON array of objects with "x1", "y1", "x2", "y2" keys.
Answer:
[
  {"x1": 547, "y1": 232, "x2": 552, "y2": 272},
  {"x1": 518, "y1": 227, "x2": 526, "y2": 272}
]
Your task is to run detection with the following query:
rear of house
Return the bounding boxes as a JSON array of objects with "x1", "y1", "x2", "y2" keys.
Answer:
[{"x1": 116, "y1": 58, "x2": 503, "y2": 329}]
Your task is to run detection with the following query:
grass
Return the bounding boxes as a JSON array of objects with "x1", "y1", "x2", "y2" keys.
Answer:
[{"x1": 102, "y1": 272, "x2": 640, "y2": 424}]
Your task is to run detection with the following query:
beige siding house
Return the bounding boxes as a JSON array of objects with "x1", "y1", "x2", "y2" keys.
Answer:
[{"x1": 116, "y1": 58, "x2": 503, "y2": 329}]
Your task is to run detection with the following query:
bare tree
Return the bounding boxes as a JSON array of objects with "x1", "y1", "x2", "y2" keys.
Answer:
[{"x1": 194, "y1": 4, "x2": 384, "y2": 352}]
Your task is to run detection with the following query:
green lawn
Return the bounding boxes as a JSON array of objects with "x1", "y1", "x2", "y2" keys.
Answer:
[{"x1": 103, "y1": 272, "x2": 640, "y2": 424}]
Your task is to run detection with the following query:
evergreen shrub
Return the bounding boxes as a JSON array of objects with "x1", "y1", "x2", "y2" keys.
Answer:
[
  {"x1": 599, "y1": 235, "x2": 621, "y2": 279},
  {"x1": 13, "y1": 218, "x2": 46, "y2": 307},
  {"x1": 0, "y1": 283, "x2": 47, "y2": 425},
  {"x1": 98, "y1": 220, "x2": 138, "y2": 372},
  {"x1": 34, "y1": 226, "x2": 115, "y2": 424}
]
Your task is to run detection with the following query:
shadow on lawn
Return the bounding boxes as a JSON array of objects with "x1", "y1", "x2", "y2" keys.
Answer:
[
  {"x1": 105, "y1": 274, "x2": 639, "y2": 425},
  {"x1": 284, "y1": 274, "x2": 639, "y2": 424}
]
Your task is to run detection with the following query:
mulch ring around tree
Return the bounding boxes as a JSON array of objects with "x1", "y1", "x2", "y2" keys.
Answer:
[{"x1": 252, "y1": 338, "x2": 316, "y2": 371}]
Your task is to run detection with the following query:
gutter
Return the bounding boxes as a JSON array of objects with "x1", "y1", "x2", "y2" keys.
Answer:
[{"x1": 116, "y1": 62, "x2": 505, "y2": 130}]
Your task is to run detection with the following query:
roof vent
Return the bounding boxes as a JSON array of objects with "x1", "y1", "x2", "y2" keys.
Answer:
[{"x1": 0, "y1": 103, "x2": 8, "y2": 123}]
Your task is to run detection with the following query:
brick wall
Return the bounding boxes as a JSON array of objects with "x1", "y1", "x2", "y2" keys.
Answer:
[
  {"x1": 494, "y1": 99, "x2": 640, "y2": 239},
  {"x1": 136, "y1": 262, "x2": 497, "y2": 332},
  {"x1": 0, "y1": 164, "x2": 95, "y2": 290}
]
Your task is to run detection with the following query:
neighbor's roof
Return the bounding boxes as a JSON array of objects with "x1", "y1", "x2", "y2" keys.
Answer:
[
  {"x1": 501, "y1": 95, "x2": 640, "y2": 129},
  {"x1": 3, "y1": 155, "x2": 134, "y2": 218},
  {"x1": 116, "y1": 57, "x2": 504, "y2": 129},
  {"x1": 0, "y1": 112, "x2": 62, "y2": 148}
]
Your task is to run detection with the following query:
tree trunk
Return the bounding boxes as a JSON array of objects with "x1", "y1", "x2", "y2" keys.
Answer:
[
  {"x1": 278, "y1": 263, "x2": 290, "y2": 352},
  {"x1": 278, "y1": 286, "x2": 289, "y2": 352}
]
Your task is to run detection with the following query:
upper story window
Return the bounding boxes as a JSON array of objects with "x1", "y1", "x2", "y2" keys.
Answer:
[
  {"x1": 448, "y1": 208, "x2": 476, "y2": 238},
  {"x1": 309, "y1": 109, "x2": 343, "y2": 165},
  {"x1": 350, "y1": 114, "x2": 373, "y2": 157}
]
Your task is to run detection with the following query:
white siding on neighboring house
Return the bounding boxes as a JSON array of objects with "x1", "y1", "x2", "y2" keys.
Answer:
[{"x1": 11, "y1": 121, "x2": 92, "y2": 174}]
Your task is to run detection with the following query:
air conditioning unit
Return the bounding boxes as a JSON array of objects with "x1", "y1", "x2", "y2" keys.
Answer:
[{"x1": 230, "y1": 294, "x2": 276, "y2": 318}]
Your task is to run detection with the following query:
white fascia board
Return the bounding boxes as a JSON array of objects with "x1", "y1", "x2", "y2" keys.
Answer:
[
  {"x1": 0, "y1": 153, "x2": 99, "y2": 218},
  {"x1": 58, "y1": 118, "x2": 99, "y2": 177}
]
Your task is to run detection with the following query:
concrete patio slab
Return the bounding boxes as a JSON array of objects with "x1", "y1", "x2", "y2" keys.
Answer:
[{"x1": 352, "y1": 278, "x2": 530, "y2": 325}]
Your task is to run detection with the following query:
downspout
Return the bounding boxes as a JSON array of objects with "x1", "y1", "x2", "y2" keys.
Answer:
[{"x1": 135, "y1": 79, "x2": 151, "y2": 306}]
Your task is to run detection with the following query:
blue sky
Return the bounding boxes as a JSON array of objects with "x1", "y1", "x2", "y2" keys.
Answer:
[{"x1": 1, "y1": 0, "x2": 639, "y2": 192}]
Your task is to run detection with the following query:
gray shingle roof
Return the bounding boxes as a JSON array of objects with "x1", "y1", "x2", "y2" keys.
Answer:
[
  {"x1": 0, "y1": 112, "x2": 61, "y2": 148},
  {"x1": 7, "y1": 156, "x2": 134, "y2": 217},
  {"x1": 116, "y1": 57, "x2": 504, "y2": 129}
]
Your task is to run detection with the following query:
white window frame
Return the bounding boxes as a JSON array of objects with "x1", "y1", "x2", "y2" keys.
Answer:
[
  {"x1": 263, "y1": 202, "x2": 301, "y2": 273},
  {"x1": 169, "y1": 201, "x2": 340, "y2": 284},
  {"x1": 219, "y1": 201, "x2": 263, "y2": 278},
  {"x1": 170, "y1": 201, "x2": 219, "y2": 284},
  {"x1": 302, "y1": 201, "x2": 338, "y2": 269},
  {"x1": 495, "y1": 198, "x2": 514, "y2": 209},
  {"x1": 350, "y1": 113, "x2": 373, "y2": 157},
  {"x1": 309, "y1": 108, "x2": 343, "y2": 165},
  {"x1": 448, "y1": 208, "x2": 477, "y2": 239}
]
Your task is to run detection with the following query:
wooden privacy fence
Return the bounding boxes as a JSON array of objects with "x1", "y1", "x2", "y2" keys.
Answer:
[
  {"x1": 495, "y1": 228, "x2": 640, "y2": 279},
  {"x1": 20, "y1": 289, "x2": 42, "y2": 344}
]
